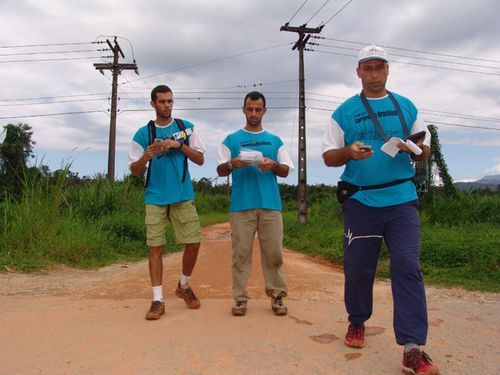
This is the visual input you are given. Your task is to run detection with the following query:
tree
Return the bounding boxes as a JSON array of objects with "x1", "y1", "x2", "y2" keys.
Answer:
[
  {"x1": 428, "y1": 124, "x2": 456, "y2": 197},
  {"x1": 0, "y1": 123, "x2": 35, "y2": 198}
]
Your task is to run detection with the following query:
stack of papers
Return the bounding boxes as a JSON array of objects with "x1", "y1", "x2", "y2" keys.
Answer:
[
  {"x1": 239, "y1": 149, "x2": 263, "y2": 165},
  {"x1": 381, "y1": 137, "x2": 422, "y2": 157}
]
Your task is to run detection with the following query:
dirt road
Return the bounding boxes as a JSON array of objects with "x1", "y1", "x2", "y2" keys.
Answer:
[{"x1": 0, "y1": 223, "x2": 498, "y2": 374}]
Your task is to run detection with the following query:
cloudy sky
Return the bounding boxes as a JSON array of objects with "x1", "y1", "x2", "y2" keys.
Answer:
[{"x1": 1, "y1": 0, "x2": 499, "y2": 185}]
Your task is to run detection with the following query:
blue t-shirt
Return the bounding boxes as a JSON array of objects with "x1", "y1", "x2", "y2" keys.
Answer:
[
  {"x1": 333, "y1": 93, "x2": 419, "y2": 207},
  {"x1": 132, "y1": 120, "x2": 195, "y2": 205},
  {"x1": 223, "y1": 129, "x2": 283, "y2": 212}
]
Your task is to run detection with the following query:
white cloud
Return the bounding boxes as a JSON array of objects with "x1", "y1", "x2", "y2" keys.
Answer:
[
  {"x1": 485, "y1": 164, "x2": 500, "y2": 175},
  {"x1": 0, "y1": 0, "x2": 499, "y2": 183}
]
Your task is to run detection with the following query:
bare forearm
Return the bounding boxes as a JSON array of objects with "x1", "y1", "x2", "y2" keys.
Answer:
[
  {"x1": 181, "y1": 143, "x2": 204, "y2": 166},
  {"x1": 272, "y1": 163, "x2": 289, "y2": 178},
  {"x1": 130, "y1": 155, "x2": 151, "y2": 176},
  {"x1": 323, "y1": 147, "x2": 352, "y2": 167}
]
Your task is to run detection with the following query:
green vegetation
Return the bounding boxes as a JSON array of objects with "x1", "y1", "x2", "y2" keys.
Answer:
[
  {"x1": 0, "y1": 123, "x2": 498, "y2": 292},
  {"x1": 0, "y1": 170, "x2": 233, "y2": 271},
  {"x1": 0, "y1": 124, "x2": 494, "y2": 292},
  {"x1": 1, "y1": 172, "x2": 498, "y2": 292},
  {"x1": 282, "y1": 189, "x2": 499, "y2": 292}
]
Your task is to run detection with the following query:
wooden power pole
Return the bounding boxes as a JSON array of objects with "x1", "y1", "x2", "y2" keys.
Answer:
[
  {"x1": 280, "y1": 24, "x2": 323, "y2": 224},
  {"x1": 94, "y1": 37, "x2": 138, "y2": 182}
]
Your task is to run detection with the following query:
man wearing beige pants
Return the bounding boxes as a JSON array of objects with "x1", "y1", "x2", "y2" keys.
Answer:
[{"x1": 217, "y1": 91, "x2": 294, "y2": 316}]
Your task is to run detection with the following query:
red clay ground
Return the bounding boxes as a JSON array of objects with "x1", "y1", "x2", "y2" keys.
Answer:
[{"x1": 0, "y1": 222, "x2": 498, "y2": 374}]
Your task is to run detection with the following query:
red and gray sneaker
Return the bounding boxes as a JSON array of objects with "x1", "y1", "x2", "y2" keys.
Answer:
[
  {"x1": 402, "y1": 348, "x2": 440, "y2": 374},
  {"x1": 344, "y1": 323, "x2": 365, "y2": 348}
]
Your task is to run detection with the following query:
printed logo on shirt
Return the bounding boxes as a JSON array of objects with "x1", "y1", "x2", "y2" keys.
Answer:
[
  {"x1": 240, "y1": 141, "x2": 272, "y2": 148},
  {"x1": 354, "y1": 110, "x2": 398, "y2": 124}
]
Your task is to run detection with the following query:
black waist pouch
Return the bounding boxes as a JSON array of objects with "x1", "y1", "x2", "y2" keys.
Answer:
[
  {"x1": 336, "y1": 178, "x2": 413, "y2": 204},
  {"x1": 336, "y1": 180, "x2": 360, "y2": 203}
]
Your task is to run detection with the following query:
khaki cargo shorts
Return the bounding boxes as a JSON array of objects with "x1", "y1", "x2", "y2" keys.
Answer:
[{"x1": 145, "y1": 200, "x2": 202, "y2": 247}]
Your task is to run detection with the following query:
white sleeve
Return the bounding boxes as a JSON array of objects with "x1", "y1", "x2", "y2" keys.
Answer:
[
  {"x1": 277, "y1": 145, "x2": 295, "y2": 173},
  {"x1": 188, "y1": 128, "x2": 206, "y2": 153},
  {"x1": 410, "y1": 113, "x2": 431, "y2": 147},
  {"x1": 128, "y1": 140, "x2": 145, "y2": 170},
  {"x1": 216, "y1": 143, "x2": 231, "y2": 166},
  {"x1": 321, "y1": 117, "x2": 345, "y2": 155}
]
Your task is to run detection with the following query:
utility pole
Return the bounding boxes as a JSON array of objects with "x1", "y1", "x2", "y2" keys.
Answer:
[
  {"x1": 280, "y1": 23, "x2": 323, "y2": 224},
  {"x1": 94, "y1": 37, "x2": 138, "y2": 182}
]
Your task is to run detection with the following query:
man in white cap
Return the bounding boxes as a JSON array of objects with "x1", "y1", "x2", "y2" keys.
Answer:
[{"x1": 322, "y1": 45, "x2": 439, "y2": 374}]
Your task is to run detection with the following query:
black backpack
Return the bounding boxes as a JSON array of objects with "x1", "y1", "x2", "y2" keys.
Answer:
[{"x1": 145, "y1": 118, "x2": 190, "y2": 188}]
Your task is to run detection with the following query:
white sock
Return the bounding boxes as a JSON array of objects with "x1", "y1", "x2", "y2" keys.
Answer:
[
  {"x1": 404, "y1": 343, "x2": 420, "y2": 353},
  {"x1": 180, "y1": 274, "x2": 190, "y2": 288},
  {"x1": 152, "y1": 285, "x2": 163, "y2": 301}
]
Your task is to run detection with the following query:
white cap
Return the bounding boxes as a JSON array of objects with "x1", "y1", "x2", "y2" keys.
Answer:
[{"x1": 358, "y1": 44, "x2": 388, "y2": 63}]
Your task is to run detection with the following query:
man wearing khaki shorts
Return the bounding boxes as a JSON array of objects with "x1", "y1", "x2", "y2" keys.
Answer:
[
  {"x1": 129, "y1": 84, "x2": 206, "y2": 320},
  {"x1": 216, "y1": 91, "x2": 294, "y2": 316}
]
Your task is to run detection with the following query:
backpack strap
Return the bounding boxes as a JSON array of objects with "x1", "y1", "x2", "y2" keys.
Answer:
[
  {"x1": 144, "y1": 120, "x2": 156, "y2": 188},
  {"x1": 387, "y1": 91, "x2": 409, "y2": 138},
  {"x1": 359, "y1": 91, "x2": 410, "y2": 141},
  {"x1": 174, "y1": 118, "x2": 189, "y2": 183}
]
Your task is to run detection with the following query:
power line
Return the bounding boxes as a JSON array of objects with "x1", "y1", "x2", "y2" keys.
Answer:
[
  {"x1": 321, "y1": 0, "x2": 355, "y2": 26},
  {"x1": 127, "y1": 43, "x2": 292, "y2": 84},
  {"x1": 0, "y1": 41, "x2": 98, "y2": 49},
  {"x1": 0, "y1": 98, "x2": 108, "y2": 107},
  {"x1": 420, "y1": 109, "x2": 500, "y2": 123},
  {"x1": 0, "y1": 49, "x2": 107, "y2": 57},
  {"x1": 310, "y1": 42, "x2": 500, "y2": 70},
  {"x1": 287, "y1": 0, "x2": 309, "y2": 24},
  {"x1": 121, "y1": 106, "x2": 298, "y2": 113},
  {"x1": 424, "y1": 120, "x2": 500, "y2": 131},
  {"x1": 3, "y1": 104, "x2": 499, "y2": 132},
  {"x1": 0, "y1": 110, "x2": 106, "y2": 120},
  {"x1": 305, "y1": 0, "x2": 331, "y2": 24},
  {"x1": 312, "y1": 50, "x2": 500, "y2": 76},
  {"x1": 315, "y1": 36, "x2": 500, "y2": 64},
  {"x1": 0, "y1": 55, "x2": 112, "y2": 64},
  {"x1": 0, "y1": 93, "x2": 108, "y2": 102}
]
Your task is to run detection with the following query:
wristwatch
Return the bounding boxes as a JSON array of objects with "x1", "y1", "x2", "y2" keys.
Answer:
[{"x1": 227, "y1": 160, "x2": 233, "y2": 170}]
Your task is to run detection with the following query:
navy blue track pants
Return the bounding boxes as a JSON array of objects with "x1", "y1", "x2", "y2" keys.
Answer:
[{"x1": 342, "y1": 198, "x2": 428, "y2": 345}]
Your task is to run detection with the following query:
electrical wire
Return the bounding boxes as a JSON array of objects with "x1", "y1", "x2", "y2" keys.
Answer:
[
  {"x1": 311, "y1": 49, "x2": 500, "y2": 76},
  {"x1": 423, "y1": 120, "x2": 500, "y2": 131},
  {"x1": 120, "y1": 106, "x2": 298, "y2": 113},
  {"x1": 314, "y1": 36, "x2": 500, "y2": 64},
  {"x1": 0, "y1": 93, "x2": 108, "y2": 102},
  {"x1": 0, "y1": 110, "x2": 106, "y2": 120},
  {"x1": 0, "y1": 49, "x2": 107, "y2": 57},
  {"x1": 0, "y1": 41, "x2": 97, "y2": 49},
  {"x1": 0, "y1": 56, "x2": 113, "y2": 63},
  {"x1": 321, "y1": 0, "x2": 355, "y2": 26},
  {"x1": 126, "y1": 43, "x2": 293, "y2": 84},
  {"x1": 305, "y1": 0, "x2": 331, "y2": 25},
  {"x1": 309, "y1": 42, "x2": 500, "y2": 70},
  {"x1": 287, "y1": 0, "x2": 309, "y2": 24},
  {"x1": 0, "y1": 98, "x2": 108, "y2": 107}
]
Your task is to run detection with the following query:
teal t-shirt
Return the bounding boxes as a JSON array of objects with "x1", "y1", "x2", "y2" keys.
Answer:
[
  {"x1": 332, "y1": 93, "x2": 419, "y2": 207},
  {"x1": 223, "y1": 129, "x2": 283, "y2": 212},
  {"x1": 132, "y1": 120, "x2": 195, "y2": 205}
]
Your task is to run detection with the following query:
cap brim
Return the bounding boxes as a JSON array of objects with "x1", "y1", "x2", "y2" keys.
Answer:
[{"x1": 359, "y1": 57, "x2": 388, "y2": 63}]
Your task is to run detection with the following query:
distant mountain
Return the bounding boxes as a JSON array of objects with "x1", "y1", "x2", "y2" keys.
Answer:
[{"x1": 454, "y1": 174, "x2": 500, "y2": 191}]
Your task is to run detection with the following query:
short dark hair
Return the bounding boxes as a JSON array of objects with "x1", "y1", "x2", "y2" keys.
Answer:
[
  {"x1": 151, "y1": 85, "x2": 172, "y2": 102},
  {"x1": 243, "y1": 91, "x2": 266, "y2": 108}
]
